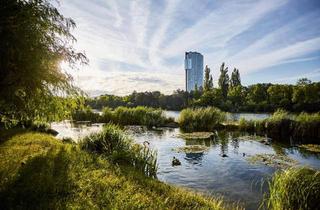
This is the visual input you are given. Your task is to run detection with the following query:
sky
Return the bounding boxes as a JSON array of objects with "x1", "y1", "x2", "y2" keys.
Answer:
[{"x1": 58, "y1": 0, "x2": 320, "y2": 96}]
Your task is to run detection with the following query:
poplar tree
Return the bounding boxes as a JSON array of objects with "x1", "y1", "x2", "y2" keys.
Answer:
[
  {"x1": 230, "y1": 68, "x2": 241, "y2": 88},
  {"x1": 218, "y1": 62, "x2": 229, "y2": 99},
  {"x1": 204, "y1": 65, "x2": 213, "y2": 92}
]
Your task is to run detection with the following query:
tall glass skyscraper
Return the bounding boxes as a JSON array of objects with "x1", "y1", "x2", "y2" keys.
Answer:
[{"x1": 185, "y1": 52, "x2": 204, "y2": 92}]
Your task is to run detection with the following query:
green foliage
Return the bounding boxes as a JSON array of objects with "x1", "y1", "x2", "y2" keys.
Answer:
[
  {"x1": 218, "y1": 62, "x2": 229, "y2": 99},
  {"x1": 179, "y1": 107, "x2": 226, "y2": 132},
  {"x1": 0, "y1": 130, "x2": 233, "y2": 210},
  {"x1": 204, "y1": 65, "x2": 213, "y2": 92},
  {"x1": 264, "y1": 167, "x2": 320, "y2": 210},
  {"x1": 80, "y1": 124, "x2": 157, "y2": 177},
  {"x1": 230, "y1": 68, "x2": 241, "y2": 88},
  {"x1": 0, "y1": 0, "x2": 87, "y2": 126}
]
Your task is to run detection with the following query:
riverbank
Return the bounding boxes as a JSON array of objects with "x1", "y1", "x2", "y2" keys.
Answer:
[{"x1": 0, "y1": 129, "x2": 238, "y2": 210}]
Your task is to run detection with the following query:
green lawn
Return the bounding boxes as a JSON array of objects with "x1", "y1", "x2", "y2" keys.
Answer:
[{"x1": 0, "y1": 130, "x2": 238, "y2": 210}]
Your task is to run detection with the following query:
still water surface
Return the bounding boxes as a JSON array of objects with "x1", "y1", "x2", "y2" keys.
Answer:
[{"x1": 52, "y1": 112, "x2": 320, "y2": 210}]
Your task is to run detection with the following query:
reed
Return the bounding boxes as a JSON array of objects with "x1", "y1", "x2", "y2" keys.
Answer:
[
  {"x1": 178, "y1": 107, "x2": 226, "y2": 132},
  {"x1": 263, "y1": 167, "x2": 320, "y2": 210},
  {"x1": 80, "y1": 124, "x2": 157, "y2": 177}
]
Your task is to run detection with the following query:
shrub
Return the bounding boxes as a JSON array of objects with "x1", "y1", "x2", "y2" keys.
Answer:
[
  {"x1": 178, "y1": 107, "x2": 226, "y2": 132},
  {"x1": 80, "y1": 124, "x2": 157, "y2": 177},
  {"x1": 264, "y1": 167, "x2": 320, "y2": 210}
]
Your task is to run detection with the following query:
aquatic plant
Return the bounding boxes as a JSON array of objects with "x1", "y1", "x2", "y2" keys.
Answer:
[
  {"x1": 174, "y1": 145, "x2": 209, "y2": 153},
  {"x1": 263, "y1": 167, "x2": 320, "y2": 210},
  {"x1": 80, "y1": 124, "x2": 157, "y2": 177},
  {"x1": 246, "y1": 154, "x2": 298, "y2": 169},
  {"x1": 179, "y1": 107, "x2": 226, "y2": 132},
  {"x1": 178, "y1": 132, "x2": 215, "y2": 140},
  {"x1": 299, "y1": 144, "x2": 320, "y2": 153},
  {"x1": 72, "y1": 106, "x2": 101, "y2": 122},
  {"x1": 112, "y1": 106, "x2": 170, "y2": 127}
]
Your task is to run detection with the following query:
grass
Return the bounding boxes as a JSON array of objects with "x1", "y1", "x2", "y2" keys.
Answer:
[
  {"x1": 0, "y1": 129, "x2": 238, "y2": 210},
  {"x1": 80, "y1": 124, "x2": 157, "y2": 177},
  {"x1": 263, "y1": 167, "x2": 320, "y2": 210},
  {"x1": 178, "y1": 107, "x2": 226, "y2": 132}
]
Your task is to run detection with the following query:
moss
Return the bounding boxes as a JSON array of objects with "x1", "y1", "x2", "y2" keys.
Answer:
[
  {"x1": 0, "y1": 130, "x2": 238, "y2": 210},
  {"x1": 299, "y1": 144, "x2": 320, "y2": 153},
  {"x1": 246, "y1": 154, "x2": 298, "y2": 169},
  {"x1": 174, "y1": 145, "x2": 209, "y2": 153},
  {"x1": 178, "y1": 132, "x2": 215, "y2": 140}
]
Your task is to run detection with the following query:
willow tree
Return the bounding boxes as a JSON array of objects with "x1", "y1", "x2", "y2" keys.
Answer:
[{"x1": 0, "y1": 0, "x2": 88, "y2": 127}]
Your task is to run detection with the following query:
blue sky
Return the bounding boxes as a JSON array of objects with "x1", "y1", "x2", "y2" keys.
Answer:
[{"x1": 58, "y1": 0, "x2": 320, "y2": 96}]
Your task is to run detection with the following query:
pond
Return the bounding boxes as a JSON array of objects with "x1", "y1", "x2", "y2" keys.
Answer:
[{"x1": 51, "y1": 113, "x2": 320, "y2": 210}]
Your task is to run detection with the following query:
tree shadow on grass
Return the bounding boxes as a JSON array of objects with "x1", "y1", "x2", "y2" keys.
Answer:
[{"x1": 0, "y1": 147, "x2": 75, "y2": 209}]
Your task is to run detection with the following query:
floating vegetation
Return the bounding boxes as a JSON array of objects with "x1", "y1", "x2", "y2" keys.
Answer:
[
  {"x1": 174, "y1": 145, "x2": 209, "y2": 153},
  {"x1": 178, "y1": 132, "x2": 215, "y2": 140},
  {"x1": 299, "y1": 144, "x2": 320, "y2": 153},
  {"x1": 246, "y1": 154, "x2": 298, "y2": 168},
  {"x1": 238, "y1": 135, "x2": 271, "y2": 145}
]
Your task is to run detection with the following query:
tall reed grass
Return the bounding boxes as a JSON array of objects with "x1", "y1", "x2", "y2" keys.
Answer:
[
  {"x1": 238, "y1": 110, "x2": 320, "y2": 140},
  {"x1": 263, "y1": 167, "x2": 320, "y2": 210},
  {"x1": 80, "y1": 124, "x2": 157, "y2": 177},
  {"x1": 178, "y1": 107, "x2": 226, "y2": 132}
]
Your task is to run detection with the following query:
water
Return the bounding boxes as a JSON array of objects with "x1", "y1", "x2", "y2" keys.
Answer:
[
  {"x1": 52, "y1": 113, "x2": 320, "y2": 210},
  {"x1": 130, "y1": 128, "x2": 320, "y2": 210}
]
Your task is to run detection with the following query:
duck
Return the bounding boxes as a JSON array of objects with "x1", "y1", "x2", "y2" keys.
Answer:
[{"x1": 172, "y1": 156, "x2": 181, "y2": 166}]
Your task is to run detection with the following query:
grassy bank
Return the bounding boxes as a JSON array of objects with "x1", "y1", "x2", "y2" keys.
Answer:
[
  {"x1": 0, "y1": 128, "x2": 236, "y2": 210},
  {"x1": 72, "y1": 106, "x2": 174, "y2": 128},
  {"x1": 263, "y1": 167, "x2": 320, "y2": 210},
  {"x1": 178, "y1": 107, "x2": 226, "y2": 132},
  {"x1": 238, "y1": 110, "x2": 320, "y2": 141}
]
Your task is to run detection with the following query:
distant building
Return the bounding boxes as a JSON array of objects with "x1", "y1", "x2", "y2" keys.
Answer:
[{"x1": 185, "y1": 52, "x2": 204, "y2": 92}]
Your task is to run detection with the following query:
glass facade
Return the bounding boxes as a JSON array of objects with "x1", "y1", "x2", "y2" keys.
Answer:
[{"x1": 185, "y1": 52, "x2": 203, "y2": 92}]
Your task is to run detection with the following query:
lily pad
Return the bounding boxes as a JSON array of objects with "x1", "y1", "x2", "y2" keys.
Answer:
[
  {"x1": 246, "y1": 154, "x2": 298, "y2": 169},
  {"x1": 178, "y1": 132, "x2": 214, "y2": 140},
  {"x1": 238, "y1": 135, "x2": 271, "y2": 142},
  {"x1": 173, "y1": 145, "x2": 209, "y2": 153}
]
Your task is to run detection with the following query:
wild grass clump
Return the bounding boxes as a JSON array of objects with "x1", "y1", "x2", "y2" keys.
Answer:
[
  {"x1": 72, "y1": 106, "x2": 101, "y2": 122},
  {"x1": 80, "y1": 124, "x2": 157, "y2": 177},
  {"x1": 112, "y1": 106, "x2": 169, "y2": 127},
  {"x1": 263, "y1": 167, "x2": 320, "y2": 210},
  {"x1": 178, "y1": 107, "x2": 226, "y2": 132}
]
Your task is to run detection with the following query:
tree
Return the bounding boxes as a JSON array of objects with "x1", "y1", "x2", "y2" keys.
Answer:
[
  {"x1": 297, "y1": 78, "x2": 312, "y2": 86},
  {"x1": 218, "y1": 62, "x2": 229, "y2": 99},
  {"x1": 203, "y1": 65, "x2": 213, "y2": 92},
  {"x1": 230, "y1": 68, "x2": 241, "y2": 88},
  {"x1": 0, "y1": 0, "x2": 88, "y2": 127}
]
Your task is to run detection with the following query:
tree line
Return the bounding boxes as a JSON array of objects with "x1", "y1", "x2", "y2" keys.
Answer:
[{"x1": 87, "y1": 63, "x2": 320, "y2": 113}]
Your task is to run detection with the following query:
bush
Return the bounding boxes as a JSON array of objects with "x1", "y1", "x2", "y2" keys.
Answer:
[
  {"x1": 264, "y1": 167, "x2": 320, "y2": 210},
  {"x1": 80, "y1": 124, "x2": 157, "y2": 177},
  {"x1": 178, "y1": 107, "x2": 226, "y2": 132},
  {"x1": 72, "y1": 106, "x2": 101, "y2": 122}
]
